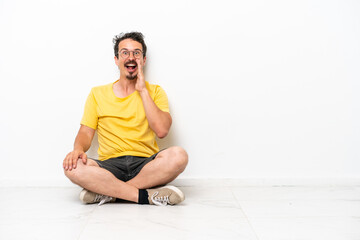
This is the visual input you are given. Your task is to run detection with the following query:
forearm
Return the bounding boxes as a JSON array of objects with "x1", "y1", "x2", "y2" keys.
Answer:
[
  {"x1": 64, "y1": 125, "x2": 94, "y2": 170},
  {"x1": 73, "y1": 130, "x2": 93, "y2": 152},
  {"x1": 139, "y1": 89, "x2": 172, "y2": 138}
]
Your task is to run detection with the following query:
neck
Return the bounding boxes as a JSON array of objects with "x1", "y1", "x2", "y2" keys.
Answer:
[
  {"x1": 119, "y1": 76, "x2": 136, "y2": 89},
  {"x1": 113, "y1": 76, "x2": 137, "y2": 98}
]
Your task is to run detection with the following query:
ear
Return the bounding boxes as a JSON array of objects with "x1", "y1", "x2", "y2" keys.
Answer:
[
  {"x1": 143, "y1": 56, "x2": 146, "y2": 66},
  {"x1": 114, "y1": 56, "x2": 120, "y2": 66}
]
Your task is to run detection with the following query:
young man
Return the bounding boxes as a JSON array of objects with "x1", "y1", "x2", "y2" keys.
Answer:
[{"x1": 63, "y1": 32, "x2": 188, "y2": 206}]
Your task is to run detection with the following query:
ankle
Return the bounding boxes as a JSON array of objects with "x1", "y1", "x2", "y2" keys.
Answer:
[{"x1": 138, "y1": 189, "x2": 149, "y2": 204}]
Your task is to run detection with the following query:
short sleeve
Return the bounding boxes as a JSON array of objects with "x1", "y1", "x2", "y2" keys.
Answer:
[
  {"x1": 154, "y1": 85, "x2": 170, "y2": 113},
  {"x1": 80, "y1": 89, "x2": 98, "y2": 129}
]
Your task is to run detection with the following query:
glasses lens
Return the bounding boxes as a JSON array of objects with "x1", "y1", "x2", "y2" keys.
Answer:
[
  {"x1": 120, "y1": 50, "x2": 129, "y2": 58},
  {"x1": 119, "y1": 50, "x2": 142, "y2": 59},
  {"x1": 134, "y1": 51, "x2": 142, "y2": 58}
]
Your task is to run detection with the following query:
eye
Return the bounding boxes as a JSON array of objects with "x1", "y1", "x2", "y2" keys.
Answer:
[
  {"x1": 121, "y1": 50, "x2": 129, "y2": 56},
  {"x1": 134, "y1": 51, "x2": 141, "y2": 57}
]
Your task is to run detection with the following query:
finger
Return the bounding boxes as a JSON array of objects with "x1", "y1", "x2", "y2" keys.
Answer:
[
  {"x1": 67, "y1": 157, "x2": 72, "y2": 170},
  {"x1": 64, "y1": 156, "x2": 70, "y2": 170},
  {"x1": 63, "y1": 156, "x2": 66, "y2": 169},
  {"x1": 82, "y1": 153, "x2": 87, "y2": 164},
  {"x1": 64, "y1": 154, "x2": 71, "y2": 170},
  {"x1": 68, "y1": 154, "x2": 76, "y2": 170},
  {"x1": 64, "y1": 159, "x2": 68, "y2": 170},
  {"x1": 63, "y1": 154, "x2": 69, "y2": 169},
  {"x1": 71, "y1": 155, "x2": 78, "y2": 170},
  {"x1": 136, "y1": 58, "x2": 143, "y2": 71}
]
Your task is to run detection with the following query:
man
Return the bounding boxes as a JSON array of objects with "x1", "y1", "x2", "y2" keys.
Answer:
[{"x1": 63, "y1": 32, "x2": 188, "y2": 206}]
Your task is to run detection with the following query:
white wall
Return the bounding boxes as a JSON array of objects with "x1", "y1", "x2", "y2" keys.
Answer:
[{"x1": 0, "y1": 0, "x2": 359, "y2": 186}]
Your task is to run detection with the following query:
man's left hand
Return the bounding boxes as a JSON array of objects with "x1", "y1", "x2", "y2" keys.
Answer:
[{"x1": 135, "y1": 58, "x2": 146, "y2": 93}]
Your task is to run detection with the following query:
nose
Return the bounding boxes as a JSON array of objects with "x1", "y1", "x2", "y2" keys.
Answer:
[{"x1": 128, "y1": 51, "x2": 135, "y2": 60}]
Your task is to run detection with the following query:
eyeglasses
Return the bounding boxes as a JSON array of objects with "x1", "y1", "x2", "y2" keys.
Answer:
[{"x1": 118, "y1": 49, "x2": 143, "y2": 59}]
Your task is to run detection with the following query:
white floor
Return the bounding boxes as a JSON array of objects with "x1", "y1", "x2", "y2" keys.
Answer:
[{"x1": 1, "y1": 185, "x2": 360, "y2": 240}]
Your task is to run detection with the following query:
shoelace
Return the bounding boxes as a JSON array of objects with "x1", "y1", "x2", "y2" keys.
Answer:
[
  {"x1": 94, "y1": 194, "x2": 113, "y2": 206},
  {"x1": 151, "y1": 191, "x2": 170, "y2": 206}
]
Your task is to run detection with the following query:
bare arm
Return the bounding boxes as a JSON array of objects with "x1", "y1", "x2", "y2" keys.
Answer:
[
  {"x1": 135, "y1": 58, "x2": 172, "y2": 138},
  {"x1": 138, "y1": 89, "x2": 172, "y2": 138},
  {"x1": 63, "y1": 125, "x2": 95, "y2": 171}
]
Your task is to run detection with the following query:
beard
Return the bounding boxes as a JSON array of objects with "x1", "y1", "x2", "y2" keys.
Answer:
[
  {"x1": 126, "y1": 73, "x2": 137, "y2": 80},
  {"x1": 124, "y1": 59, "x2": 138, "y2": 80}
]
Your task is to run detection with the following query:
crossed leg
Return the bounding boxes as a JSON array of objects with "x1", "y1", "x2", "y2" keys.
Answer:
[{"x1": 64, "y1": 146, "x2": 188, "y2": 203}]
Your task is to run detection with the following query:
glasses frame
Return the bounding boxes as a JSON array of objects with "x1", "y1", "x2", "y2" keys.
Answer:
[{"x1": 118, "y1": 49, "x2": 144, "y2": 59}]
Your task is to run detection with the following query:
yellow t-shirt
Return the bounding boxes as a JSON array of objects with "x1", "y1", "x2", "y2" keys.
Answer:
[{"x1": 80, "y1": 80, "x2": 170, "y2": 160}]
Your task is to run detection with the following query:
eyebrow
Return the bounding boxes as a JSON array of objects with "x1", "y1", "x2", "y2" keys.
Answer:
[{"x1": 120, "y1": 48, "x2": 142, "y2": 51}]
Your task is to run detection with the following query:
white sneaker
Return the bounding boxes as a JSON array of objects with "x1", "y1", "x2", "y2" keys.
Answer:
[
  {"x1": 79, "y1": 189, "x2": 116, "y2": 206},
  {"x1": 147, "y1": 186, "x2": 185, "y2": 206}
]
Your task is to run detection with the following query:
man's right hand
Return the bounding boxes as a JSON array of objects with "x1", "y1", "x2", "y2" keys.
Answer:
[{"x1": 63, "y1": 150, "x2": 87, "y2": 171}]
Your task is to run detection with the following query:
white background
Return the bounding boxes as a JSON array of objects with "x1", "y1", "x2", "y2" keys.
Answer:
[{"x1": 0, "y1": 0, "x2": 359, "y2": 186}]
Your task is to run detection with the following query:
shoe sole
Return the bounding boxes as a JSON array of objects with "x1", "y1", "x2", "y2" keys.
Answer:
[{"x1": 160, "y1": 185, "x2": 185, "y2": 202}]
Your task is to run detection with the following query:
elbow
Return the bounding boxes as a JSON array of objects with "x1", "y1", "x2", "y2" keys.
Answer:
[
  {"x1": 154, "y1": 116, "x2": 172, "y2": 139},
  {"x1": 156, "y1": 129, "x2": 169, "y2": 139}
]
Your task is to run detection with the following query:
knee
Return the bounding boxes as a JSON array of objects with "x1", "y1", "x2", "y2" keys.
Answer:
[
  {"x1": 64, "y1": 160, "x2": 85, "y2": 184},
  {"x1": 169, "y1": 146, "x2": 188, "y2": 172},
  {"x1": 64, "y1": 168, "x2": 78, "y2": 184}
]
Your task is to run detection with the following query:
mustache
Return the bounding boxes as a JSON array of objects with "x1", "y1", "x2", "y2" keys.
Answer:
[{"x1": 125, "y1": 60, "x2": 137, "y2": 66}]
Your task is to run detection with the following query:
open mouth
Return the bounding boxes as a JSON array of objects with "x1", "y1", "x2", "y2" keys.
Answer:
[{"x1": 125, "y1": 62, "x2": 138, "y2": 73}]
